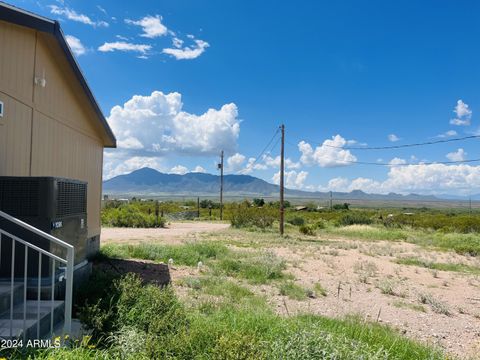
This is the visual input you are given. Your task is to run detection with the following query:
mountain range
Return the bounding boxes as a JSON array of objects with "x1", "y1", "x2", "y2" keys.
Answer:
[{"x1": 102, "y1": 167, "x2": 451, "y2": 201}]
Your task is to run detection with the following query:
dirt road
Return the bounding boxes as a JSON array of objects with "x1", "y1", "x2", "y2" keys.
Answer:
[{"x1": 101, "y1": 222, "x2": 230, "y2": 245}]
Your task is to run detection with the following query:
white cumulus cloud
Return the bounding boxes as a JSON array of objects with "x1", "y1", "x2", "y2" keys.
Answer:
[
  {"x1": 298, "y1": 135, "x2": 357, "y2": 167},
  {"x1": 387, "y1": 134, "x2": 400, "y2": 142},
  {"x1": 389, "y1": 157, "x2": 407, "y2": 165},
  {"x1": 125, "y1": 15, "x2": 168, "y2": 38},
  {"x1": 227, "y1": 153, "x2": 246, "y2": 172},
  {"x1": 446, "y1": 148, "x2": 467, "y2": 162},
  {"x1": 436, "y1": 130, "x2": 457, "y2": 138},
  {"x1": 65, "y1": 35, "x2": 86, "y2": 56},
  {"x1": 320, "y1": 163, "x2": 480, "y2": 195},
  {"x1": 193, "y1": 166, "x2": 206, "y2": 173},
  {"x1": 49, "y1": 5, "x2": 108, "y2": 27},
  {"x1": 450, "y1": 100, "x2": 472, "y2": 126},
  {"x1": 272, "y1": 170, "x2": 309, "y2": 190},
  {"x1": 163, "y1": 39, "x2": 209, "y2": 60},
  {"x1": 262, "y1": 155, "x2": 301, "y2": 170},
  {"x1": 98, "y1": 41, "x2": 151, "y2": 54},
  {"x1": 107, "y1": 90, "x2": 240, "y2": 156},
  {"x1": 170, "y1": 165, "x2": 188, "y2": 175}
]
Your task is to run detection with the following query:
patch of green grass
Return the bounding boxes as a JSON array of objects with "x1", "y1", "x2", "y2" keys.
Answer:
[
  {"x1": 410, "y1": 232, "x2": 480, "y2": 256},
  {"x1": 279, "y1": 281, "x2": 308, "y2": 300},
  {"x1": 322, "y1": 224, "x2": 480, "y2": 256},
  {"x1": 24, "y1": 270, "x2": 444, "y2": 360},
  {"x1": 313, "y1": 282, "x2": 328, "y2": 297},
  {"x1": 323, "y1": 225, "x2": 408, "y2": 241},
  {"x1": 280, "y1": 314, "x2": 443, "y2": 360},
  {"x1": 211, "y1": 251, "x2": 287, "y2": 284},
  {"x1": 393, "y1": 300, "x2": 427, "y2": 313},
  {"x1": 101, "y1": 241, "x2": 228, "y2": 266},
  {"x1": 181, "y1": 276, "x2": 254, "y2": 300},
  {"x1": 395, "y1": 256, "x2": 480, "y2": 275}
]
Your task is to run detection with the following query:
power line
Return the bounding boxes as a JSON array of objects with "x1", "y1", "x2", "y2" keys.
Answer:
[
  {"x1": 336, "y1": 158, "x2": 480, "y2": 166},
  {"x1": 236, "y1": 127, "x2": 280, "y2": 174},
  {"x1": 267, "y1": 135, "x2": 281, "y2": 154},
  {"x1": 293, "y1": 134, "x2": 480, "y2": 151},
  {"x1": 285, "y1": 140, "x2": 480, "y2": 166}
]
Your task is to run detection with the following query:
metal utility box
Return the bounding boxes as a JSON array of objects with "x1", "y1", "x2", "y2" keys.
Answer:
[{"x1": 0, "y1": 177, "x2": 87, "y2": 278}]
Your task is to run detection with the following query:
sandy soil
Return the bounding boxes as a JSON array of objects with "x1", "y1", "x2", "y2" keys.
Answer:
[
  {"x1": 170, "y1": 233, "x2": 480, "y2": 358},
  {"x1": 101, "y1": 222, "x2": 230, "y2": 245},
  {"x1": 264, "y1": 240, "x2": 480, "y2": 358},
  {"x1": 101, "y1": 223, "x2": 480, "y2": 358}
]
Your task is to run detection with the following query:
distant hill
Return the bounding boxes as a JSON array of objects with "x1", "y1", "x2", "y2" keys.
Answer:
[{"x1": 102, "y1": 167, "x2": 442, "y2": 202}]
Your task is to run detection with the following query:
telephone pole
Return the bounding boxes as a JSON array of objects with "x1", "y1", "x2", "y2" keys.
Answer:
[
  {"x1": 219, "y1": 150, "x2": 224, "y2": 220},
  {"x1": 280, "y1": 124, "x2": 285, "y2": 235}
]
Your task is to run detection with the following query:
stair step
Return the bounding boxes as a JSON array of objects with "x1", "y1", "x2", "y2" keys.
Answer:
[
  {"x1": 0, "y1": 283, "x2": 24, "y2": 315},
  {"x1": 0, "y1": 300, "x2": 64, "y2": 340}
]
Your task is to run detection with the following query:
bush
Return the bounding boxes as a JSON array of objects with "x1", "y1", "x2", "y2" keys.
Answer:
[
  {"x1": 332, "y1": 203, "x2": 350, "y2": 210},
  {"x1": 286, "y1": 216, "x2": 305, "y2": 226},
  {"x1": 115, "y1": 274, "x2": 187, "y2": 338},
  {"x1": 253, "y1": 198, "x2": 265, "y2": 207},
  {"x1": 102, "y1": 205, "x2": 165, "y2": 228},
  {"x1": 338, "y1": 212, "x2": 373, "y2": 226},
  {"x1": 299, "y1": 225, "x2": 316, "y2": 236},
  {"x1": 79, "y1": 273, "x2": 188, "y2": 358},
  {"x1": 230, "y1": 206, "x2": 275, "y2": 229}
]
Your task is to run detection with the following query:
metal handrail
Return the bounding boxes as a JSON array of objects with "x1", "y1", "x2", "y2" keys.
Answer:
[
  {"x1": 0, "y1": 211, "x2": 74, "y2": 250},
  {"x1": 0, "y1": 210, "x2": 74, "y2": 337}
]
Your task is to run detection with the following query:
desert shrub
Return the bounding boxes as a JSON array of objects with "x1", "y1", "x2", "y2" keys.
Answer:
[
  {"x1": 102, "y1": 205, "x2": 164, "y2": 228},
  {"x1": 388, "y1": 212, "x2": 480, "y2": 234},
  {"x1": 338, "y1": 212, "x2": 373, "y2": 226},
  {"x1": 253, "y1": 198, "x2": 266, "y2": 207},
  {"x1": 230, "y1": 206, "x2": 275, "y2": 229},
  {"x1": 78, "y1": 273, "x2": 188, "y2": 358},
  {"x1": 287, "y1": 216, "x2": 305, "y2": 226},
  {"x1": 418, "y1": 292, "x2": 451, "y2": 316},
  {"x1": 332, "y1": 203, "x2": 350, "y2": 210},
  {"x1": 299, "y1": 225, "x2": 316, "y2": 236}
]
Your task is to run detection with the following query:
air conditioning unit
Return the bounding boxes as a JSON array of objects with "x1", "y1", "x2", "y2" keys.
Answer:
[{"x1": 0, "y1": 177, "x2": 88, "y2": 279}]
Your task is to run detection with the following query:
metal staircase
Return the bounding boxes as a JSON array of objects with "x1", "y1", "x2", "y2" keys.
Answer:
[{"x1": 0, "y1": 210, "x2": 74, "y2": 341}]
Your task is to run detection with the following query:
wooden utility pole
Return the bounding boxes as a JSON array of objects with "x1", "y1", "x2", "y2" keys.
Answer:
[
  {"x1": 330, "y1": 191, "x2": 333, "y2": 210},
  {"x1": 197, "y1": 197, "x2": 200, "y2": 218},
  {"x1": 219, "y1": 150, "x2": 224, "y2": 220},
  {"x1": 280, "y1": 124, "x2": 285, "y2": 235}
]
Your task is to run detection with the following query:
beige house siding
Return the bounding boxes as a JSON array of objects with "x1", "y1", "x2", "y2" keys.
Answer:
[{"x1": 0, "y1": 20, "x2": 107, "y2": 238}]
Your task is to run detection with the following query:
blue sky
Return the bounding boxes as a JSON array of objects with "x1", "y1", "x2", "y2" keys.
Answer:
[{"x1": 7, "y1": 0, "x2": 480, "y2": 195}]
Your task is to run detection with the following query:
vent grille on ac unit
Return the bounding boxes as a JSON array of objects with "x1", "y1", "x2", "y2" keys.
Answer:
[
  {"x1": 57, "y1": 181, "x2": 87, "y2": 217},
  {"x1": 0, "y1": 179, "x2": 40, "y2": 217}
]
